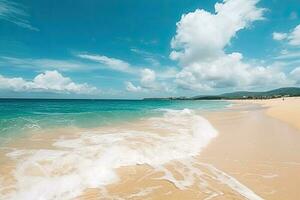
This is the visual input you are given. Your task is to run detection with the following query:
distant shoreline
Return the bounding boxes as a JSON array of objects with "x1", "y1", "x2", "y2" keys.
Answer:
[
  {"x1": 1, "y1": 87, "x2": 299, "y2": 101},
  {"x1": 230, "y1": 97, "x2": 300, "y2": 131},
  {"x1": 143, "y1": 87, "x2": 300, "y2": 100}
]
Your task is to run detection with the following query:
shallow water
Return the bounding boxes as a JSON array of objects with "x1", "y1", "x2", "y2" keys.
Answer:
[
  {"x1": 1, "y1": 99, "x2": 251, "y2": 200},
  {"x1": 0, "y1": 99, "x2": 229, "y2": 140}
]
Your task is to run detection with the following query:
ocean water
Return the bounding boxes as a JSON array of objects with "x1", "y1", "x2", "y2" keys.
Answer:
[
  {"x1": 0, "y1": 99, "x2": 229, "y2": 139},
  {"x1": 1, "y1": 99, "x2": 264, "y2": 200}
]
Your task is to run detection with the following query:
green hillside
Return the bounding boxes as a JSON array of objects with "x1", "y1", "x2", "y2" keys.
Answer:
[{"x1": 192, "y1": 87, "x2": 300, "y2": 100}]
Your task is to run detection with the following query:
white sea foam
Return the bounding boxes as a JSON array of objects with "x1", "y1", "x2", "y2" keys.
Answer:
[
  {"x1": 262, "y1": 174, "x2": 278, "y2": 179},
  {"x1": 226, "y1": 103, "x2": 234, "y2": 108},
  {"x1": 0, "y1": 109, "x2": 262, "y2": 200},
  {"x1": 202, "y1": 163, "x2": 264, "y2": 200}
]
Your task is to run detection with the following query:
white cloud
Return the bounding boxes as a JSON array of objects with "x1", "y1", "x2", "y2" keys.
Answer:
[
  {"x1": 272, "y1": 25, "x2": 300, "y2": 75},
  {"x1": 288, "y1": 25, "x2": 300, "y2": 46},
  {"x1": 290, "y1": 67, "x2": 300, "y2": 84},
  {"x1": 139, "y1": 68, "x2": 169, "y2": 91},
  {"x1": 0, "y1": 76, "x2": 29, "y2": 91},
  {"x1": 157, "y1": 67, "x2": 178, "y2": 79},
  {"x1": 140, "y1": 68, "x2": 156, "y2": 88},
  {"x1": 77, "y1": 53, "x2": 174, "y2": 93},
  {"x1": 125, "y1": 81, "x2": 142, "y2": 92},
  {"x1": 125, "y1": 68, "x2": 173, "y2": 93},
  {"x1": 170, "y1": 0, "x2": 265, "y2": 65},
  {"x1": 272, "y1": 32, "x2": 288, "y2": 41},
  {"x1": 0, "y1": 0, "x2": 38, "y2": 31},
  {"x1": 274, "y1": 51, "x2": 300, "y2": 60},
  {"x1": 77, "y1": 53, "x2": 178, "y2": 94},
  {"x1": 125, "y1": 68, "x2": 157, "y2": 92},
  {"x1": 169, "y1": 0, "x2": 293, "y2": 91},
  {"x1": 273, "y1": 24, "x2": 300, "y2": 46},
  {"x1": 0, "y1": 70, "x2": 98, "y2": 94},
  {"x1": 77, "y1": 54, "x2": 136, "y2": 73},
  {"x1": 175, "y1": 53, "x2": 290, "y2": 90}
]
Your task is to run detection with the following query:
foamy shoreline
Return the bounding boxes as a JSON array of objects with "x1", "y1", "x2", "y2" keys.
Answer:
[
  {"x1": 0, "y1": 100, "x2": 300, "y2": 199},
  {"x1": 0, "y1": 109, "x2": 220, "y2": 199}
]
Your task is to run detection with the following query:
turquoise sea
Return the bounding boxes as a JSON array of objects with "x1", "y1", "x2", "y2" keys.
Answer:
[
  {"x1": 0, "y1": 99, "x2": 229, "y2": 139},
  {"x1": 0, "y1": 99, "x2": 243, "y2": 200}
]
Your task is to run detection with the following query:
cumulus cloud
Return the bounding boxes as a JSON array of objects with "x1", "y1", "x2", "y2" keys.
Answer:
[
  {"x1": 273, "y1": 32, "x2": 288, "y2": 41},
  {"x1": 140, "y1": 68, "x2": 156, "y2": 88},
  {"x1": 0, "y1": 0, "x2": 38, "y2": 31},
  {"x1": 169, "y1": 0, "x2": 292, "y2": 91},
  {"x1": 125, "y1": 68, "x2": 157, "y2": 92},
  {"x1": 77, "y1": 54, "x2": 136, "y2": 73},
  {"x1": 0, "y1": 70, "x2": 98, "y2": 94},
  {"x1": 289, "y1": 25, "x2": 300, "y2": 46},
  {"x1": 175, "y1": 53, "x2": 290, "y2": 90},
  {"x1": 125, "y1": 68, "x2": 173, "y2": 93},
  {"x1": 170, "y1": 0, "x2": 265, "y2": 65},
  {"x1": 125, "y1": 81, "x2": 142, "y2": 92},
  {"x1": 273, "y1": 24, "x2": 300, "y2": 46}
]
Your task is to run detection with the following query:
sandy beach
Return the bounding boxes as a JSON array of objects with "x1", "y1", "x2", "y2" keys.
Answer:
[
  {"x1": 231, "y1": 97, "x2": 300, "y2": 130},
  {"x1": 202, "y1": 99, "x2": 300, "y2": 200},
  {"x1": 1, "y1": 0, "x2": 299, "y2": 199},
  {"x1": 0, "y1": 98, "x2": 300, "y2": 200},
  {"x1": 83, "y1": 99, "x2": 300, "y2": 200}
]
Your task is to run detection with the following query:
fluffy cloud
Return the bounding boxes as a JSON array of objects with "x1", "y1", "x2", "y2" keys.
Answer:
[
  {"x1": 77, "y1": 54, "x2": 136, "y2": 73},
  {"x1": 125, "y1": 68, "x2": 157, "y2": 92},
  {"x1": 175, "y1": 53, "x2": 290, "y2": 90},
  {"x1": 125, "y1": 81, "x2": 142, "y2": 92},
  {"x1": 170, "y1": 0, "x2": 265, "y2": 65},
  {"x1": 273, "y1": 32, "x2": 288, "y2": 41},
  {"x1": 273, "y1": 24, "x2": 300, "y2": 46},
  {"x1": 289, "y1": 25, "x2": 300, "y2": 46},
  {"x1": 140, "y1": 68, "x2": 156, "y2": 88},
  {"x1": 125, "y1": 68, "x2": 172, "y2": 92},
  {"x1": 170, "y1": 0, "x2": 292, "y2": 91},
  {"x1": 0, "y1": 70, "x2": 98, "y2": 94}
]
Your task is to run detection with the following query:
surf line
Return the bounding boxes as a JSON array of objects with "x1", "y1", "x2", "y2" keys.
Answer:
[{"x1": 201, "y1": 163, "x2": 264, "y2": 200}]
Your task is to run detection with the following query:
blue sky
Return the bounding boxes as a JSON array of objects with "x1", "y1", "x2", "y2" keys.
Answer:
[{"x1": 0, "y1": 0, "x2": 300, "y2": 98}]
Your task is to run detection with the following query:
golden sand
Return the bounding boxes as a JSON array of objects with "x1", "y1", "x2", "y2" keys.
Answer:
[
  {"x1": 81, "y1": 101, "x2": 300, "y2": 199},
  {"x1": 231, "y1": 97, "x2": 300, "y2": 130},
  {"x1": 202, "y1": 105, "x2": 300, "y2": 200}
]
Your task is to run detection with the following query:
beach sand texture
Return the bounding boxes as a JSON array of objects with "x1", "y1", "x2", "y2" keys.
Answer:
[
  {"x1": 87, "y1": 102, "x2": 300, "y2": 200},
  {"x1": 235, "y1": 97, "x2": 300, "y2": 130}
]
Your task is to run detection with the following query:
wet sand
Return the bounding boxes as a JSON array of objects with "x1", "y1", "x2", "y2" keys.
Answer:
[
  {"x1": 76, "y1": 102, "x2": 300, "y2": 199},
  {"x1": 79, "y1": 103, "x2": 300, "y2": 200},
  {"x1": 1, "y1": 100, "x2": 300, "y2": 199},
  {"x1": 231, "y1": 97, "x2": 300, "y2": 130},
  {"x1": 202, "y1": 103, "x2": 300, "y2": 200}
]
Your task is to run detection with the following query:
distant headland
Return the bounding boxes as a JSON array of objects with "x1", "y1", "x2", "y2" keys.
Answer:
[{"x1": 143, "y1": 87, "x2": 300, "y2": 100}]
